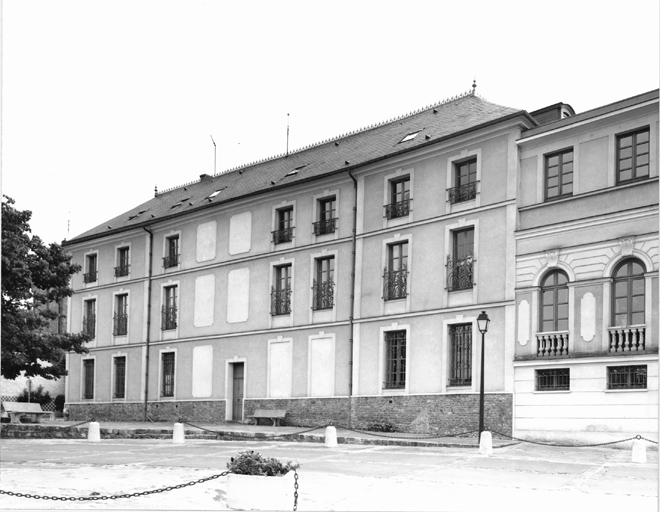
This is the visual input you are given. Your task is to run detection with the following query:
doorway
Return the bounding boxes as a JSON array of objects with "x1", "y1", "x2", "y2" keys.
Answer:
[{"x1": 231, "y1": 363, "x2": 244, "y2": 422}]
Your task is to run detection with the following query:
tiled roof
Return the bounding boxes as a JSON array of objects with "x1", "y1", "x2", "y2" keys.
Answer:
[{"x1": 65, "y1": 91, "x2": 528, "y2": 245}]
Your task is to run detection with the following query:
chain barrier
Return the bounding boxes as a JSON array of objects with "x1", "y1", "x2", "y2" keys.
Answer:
[
  {"x1": 181, "y1": 419, "x2": 330, "y2": 439},
  {"x1": 64, "y1": 418, "x2": 95, "y2": 429},
  {"x1": 487, "y1": 430, "x2": 658, "y2": 448},
  {"x1": 293, "y1": 469, "x2": 299, "y2": 511},
  {"x1": 331, "y1": 424, "x2": 479, "y2": 440}
]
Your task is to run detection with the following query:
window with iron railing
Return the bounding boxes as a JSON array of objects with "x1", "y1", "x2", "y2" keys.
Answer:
[
  {"x1": 385, "y1": 177, "x2": 411, "y2": 219},
  {"x1": 273, "y1": 207, "x2": 294, "y2": 244},
  {"x1": 449, "y1": 158, "x2": 478, "y2": 204},
  {"x1": 607, "y1": 365, "x2": 647, "y2": 390},
  {"x1": 447, "y1": 228, "x2": 474, "y2": 291},
  {"x1": 536, "y1": 368, "x2": 570, "y2": 391},
  {"x1": 314, "y1": 197, "x2": 337, "y2": 235},
  {"x1": 384, "y1": 330, "x2": 406, "y2": 389},
  {"x1": 82, "y1": 300, "x2": 96, "y2": 338},
  {"x1": 161, "y1": 352, "x2": 175, "y2": 397},
  {"x1": 312, "y1": 257, "x2": 335, "y2": 310},
  {"x1": 384, "y1": 242, "x2": 408, "y2": 301},
  {"x1": 113, "y1": 356, "x2": 126, "y2": 399},
  {"x1": 114, "y1": 295, "x2": 128, "y2": 336},
  {"x1": 271, "y1": 265, "x2": 292, "y2": 315},
  {"x1": 83, "y1": 359, "x2": 95, "y2": 399},
  {"x1": 161, "y1": 286, "x2": 177, "y2": 330},
  {"x1": 83, "y1": 254, "x2": 98, "y2": 283},
  {"x1": 449, "y1": 324, "x2": 472, "y2": 386},
  {"x1": 115, "y1": 247, "x2": 130, "y2": 277},
  {"x1": 164, "y1": 235, "x2": 180, "y2": 268}
]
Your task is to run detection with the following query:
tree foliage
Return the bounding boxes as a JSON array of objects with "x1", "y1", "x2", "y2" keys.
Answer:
[{"x1": 1, "y1": 195, "x2": 89, "y2": 380}]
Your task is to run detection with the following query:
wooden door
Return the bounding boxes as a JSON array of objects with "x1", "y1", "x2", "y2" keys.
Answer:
[{"x1": 232, "y1": 363, "x2": 244, "y2": 422}]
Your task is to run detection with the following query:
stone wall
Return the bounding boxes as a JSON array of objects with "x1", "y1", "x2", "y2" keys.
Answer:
[
  {"x1": 244, "y1": 397, "x2": 350, "y2": 427},
  {"x1": 67, "y1": 401, "x2": 226, "y2": 423}
]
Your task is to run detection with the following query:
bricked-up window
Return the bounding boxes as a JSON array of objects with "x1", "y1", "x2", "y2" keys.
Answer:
[
  {"x1": 535, "y1": 368, "x2": 570, "y2": 391},
  {"x1": 384, "y1": 330, "x2": 406, "y2": 389},
  {"x1": 385, "y1": 176, "x2": 411, "y2": 219},
  {"x1": 617, "y1": 128, "x2": 649, "y2": 183},
  {"x1": 113, "y1": 356, "x2": 126, "y2": 399},
  {"x1": 545, "y1": 148, "x2": 573, "y2": 200},
  {"x1": 612, "y1": 259, "x2": 645, "y2": 327},
  {"x1": 449, "y1": 324, "x2": 472, "y2": 386},
  {"x1": 83, "y1": 359, "x2": 94, "y2": 399},
  {"x1": 161, "y1": 352, "x2": 175, "y2": 397},
  {"x1": 84, "y1": 254, "x2": 98, "y2": 283},
  {"x1": 164, "y1": 235, "x2": 179, "y2": 268},
  {"x1": 449, "y1": 158, "x2": 478, "y2": 204},
  {"x1": 607, "y1": 365, "x2": 647, "y2": 390},
  {"x1": 540, "y1": 270, "x2": 569, "y2": 332}
]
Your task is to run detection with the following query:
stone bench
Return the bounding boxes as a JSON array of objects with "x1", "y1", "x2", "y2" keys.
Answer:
[
  {"x1": 2, "y1": 402, "x2": 54, "y2": 423},
  {"x1": 247, "y1": 409, "x2": 287, "y2": 427}
]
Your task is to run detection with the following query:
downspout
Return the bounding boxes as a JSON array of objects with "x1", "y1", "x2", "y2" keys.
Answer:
[
  {"x1": 142, "y1": 226, "x2": 154, "y2": 422},
  {"x1": 347, "y1": 170, "x2": 358, "y2": 429}
]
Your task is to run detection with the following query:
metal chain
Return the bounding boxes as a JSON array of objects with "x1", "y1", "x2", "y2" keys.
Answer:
[
  {"x1": 65, "y1": 418, "x2": 95, "y2": 429},
  {"x1": 181, "y1": 420, "x2": 329, "y2": 439},
  {"x1": 488, "y1": 430, "x2": 656, "y2": 448},
  {"x1": 332, "y1": 424, "x2": 479, "y2": 440},
  {"x1": 293, "y1": 469, "x2": 299, "y2": 511}
]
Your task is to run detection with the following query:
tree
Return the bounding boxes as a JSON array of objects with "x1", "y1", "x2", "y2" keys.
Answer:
[{"x1": 1, "y1": 195, "x2": 89, "y2": 380}]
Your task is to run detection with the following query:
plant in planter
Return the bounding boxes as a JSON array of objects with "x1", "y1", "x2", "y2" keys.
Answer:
[{"x1": 225, "y1": 450, "x2": 300, "y2": 510}]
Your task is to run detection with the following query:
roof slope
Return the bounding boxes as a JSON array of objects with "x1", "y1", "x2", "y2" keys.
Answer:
[{"x1": 66, "y1": 92, "x2": 527, "y2": 245}]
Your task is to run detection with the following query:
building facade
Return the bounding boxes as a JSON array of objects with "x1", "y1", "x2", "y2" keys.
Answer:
[{"x1": 62, "y1": 89, "x2": 658, "y2": 441}]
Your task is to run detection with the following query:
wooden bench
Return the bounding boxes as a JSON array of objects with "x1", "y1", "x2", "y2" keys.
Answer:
[
  {"x1": 2, "y1": 402, "x2": 54, "y2": 424},
  {"x1": 247, "y1": 409, "x2": 287, "y2": 427}
]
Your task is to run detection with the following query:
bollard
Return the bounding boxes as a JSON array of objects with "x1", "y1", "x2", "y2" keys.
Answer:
[
  {"x1": 173, "y1": 422, "x2": 185, "y2": 444},
  {"x1": 325, "y1": 426, "x2": 338, "y2": 448},
  {"x1": 479, "y1": 431, "x2": 493, "y2": 456},
  {"x1": 632, "y1": 438, "x2": 647, "y2": 463},
  {"x1": 87, "y1": 421, "x2": 101, "y2": 442}
]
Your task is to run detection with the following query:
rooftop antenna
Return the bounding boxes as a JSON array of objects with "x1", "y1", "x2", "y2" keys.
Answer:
[
  {"x1": 210, "y1": 135, "x2": 216, "y2": 175},
  {"x1": 286, "y1": 113, "x2": 290, "y2": 157},
  {"x1": 67, "y1": 213, "x2": 70, "y2": 239}
]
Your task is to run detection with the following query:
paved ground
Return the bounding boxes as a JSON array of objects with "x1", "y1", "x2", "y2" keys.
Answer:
[{"x1": 0, "y1": 432, "x2": 657, "y2": 511}]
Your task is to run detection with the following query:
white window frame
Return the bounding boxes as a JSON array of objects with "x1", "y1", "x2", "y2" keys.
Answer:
[
  {"x1": 309, "y1": 249, "x2": 338, "y2": 324},
  {"x1": 83, "y1": 249, "x2": 100, "y2": 288},
  {"x1": 114, "y1": 242, "x2": 132, "y2": 281},
  {"x1": 269, "y1": 257, "x2": 294, "y2": 329},
  {"x1": 378, "y1": 322, "x2": 411, "y2": 395},
  {"x1": 81, "y1": 294, "x2": 98, "y2": 347},
  {"x1": 443, "y1": 219, "x2": 479, "y2": 307},
  {"x1": 382, "y1": 167, "x2": 414, "y2": 229},
  {"x1": 112, "y1": 289, "x2": 130, "y2": 342},
  {"x1": 442, "y1": 315, "x2": 479, "y2": 393},
  {"x1": 160, "y1": 280, "x2": 180, "y2": 340},
  {"x1": 446, "y1": 148, "x2": 482, "y2": 213},
  {"x1": 162, "y1": 230, "x2": 182, "y2": 273},
  {"x1": 80, "y1": 355, "x2": 97, "y2": 401},
  {"x1": 312, "y1": 189, "x2": 340, "y2": 242},
  {"x1": 111, "y1": 352, "x2": 128, "y2": 401},
  {"x1": 271, "y1": 199, "x2": 297, "y2": 251},
  {"x1": 158, "y1": 348, "x2": 177, "y2": 400},
  {"x1": 380, "y1": 233, "x2": 412, "y2": 316}
]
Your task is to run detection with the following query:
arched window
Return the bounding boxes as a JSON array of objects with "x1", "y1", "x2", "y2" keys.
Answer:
[
  {"x1": 540, "y1": 270, "x2": 569, "y2": 332},
  {"x1": 612, "y1": 259, "x2": 645, "y2": 326}
]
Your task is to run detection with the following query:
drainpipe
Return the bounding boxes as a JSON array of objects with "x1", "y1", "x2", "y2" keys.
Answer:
[
  {"x1": 347, "y1": 170, "x2": 358, "y2": 429},
  {"x1": 142, "y1": 226, "x2": 154, "y2": 422}
]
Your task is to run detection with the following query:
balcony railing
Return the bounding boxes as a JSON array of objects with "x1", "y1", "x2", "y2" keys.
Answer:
[
  {"x1": 82, "y1": 315, "x2": 96, "y2": 338},
  {"x1": 83, "y1": 271, "x2": 98, "y2": 284},
  {"x1": 608, "y1": 325, "x2": 646, "y2": 352},
  {"x1": 161, "y1": 305, "x2": 177, "y2": 330},
  {"x1": 446, "y1": 255, "x2": 474, "y2": 291},
  {"x1": 383, "y1": 266, "x2": 408, "y2": 301},
  {"x1": 163, "y1": 254, "x2": 179, "y2": 268},
  {"x1": 313, "y1": 218, "x2": 338, "y2": 236},
  {"x1": 272, "y1": 227, "x2": 294, "y2": 245},
  {"x1": 384, "y1": 199, "x2": 411, "y2": 220},
  {"x1": 271, "y1": 285, "x2": 292, "y2": 315},
  {"x1": 114, "y1": 264, "x2": 130, "y2": 277},
  {"x1": 537, "y1": 331, "x2": 569, "y2": 357},
  {"x1": 448, "y1": 181, "x2": 478, "y2": 204},
  {"x1": 113, "y1": 313, "x2": 128, "y2": 336},
  {"x1": 312, "y1": 279, "x2": 334, "y2": 310}
]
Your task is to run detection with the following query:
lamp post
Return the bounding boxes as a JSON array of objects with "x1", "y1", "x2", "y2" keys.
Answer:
[{"x1": 477, "y1": 311, "x2": 490, "y2": 441}]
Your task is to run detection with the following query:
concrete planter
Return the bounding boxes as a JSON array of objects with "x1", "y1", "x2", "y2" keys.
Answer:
[{"x1": 226, "y1": 472, "x2": 295, "y2": 510}]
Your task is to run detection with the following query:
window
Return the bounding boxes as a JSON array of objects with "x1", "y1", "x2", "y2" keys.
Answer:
[
  {"x1": 617, "y1": 128, "x2": 649, "y2": 183},
  {"x1": 273, "y1": 207, "x2": 294, "y2": 244},
  {"x1": 164, "y1": 235, "x2": 179, "y2": 268},
  {"x1": 84, "y1": 254, "x2": 98, "y2": 283},
  {"x1": 162, "y1": 285, "x2": 177, "y2": 330},
  {"x1": 115, "y1": 247, "x2": 130, "y2": 277},
  {"x1": 384, "y1": 242, "x2": 408, "y2": 301},
  {"x1": 82, "y1": 359, "x2": 94, "y2": 399},
  {"x1": 312, "y1": 257, "x2": 335, "y2": 310},
  {"x1": 447, "y1": 228, "x2": 474, "y2": 291},
  {"x1": 449, "y1": 324, "x2": 472, "y2": 386},
  {"x1": 314, "y1": 197, "x2": 337, "y2": 235},
  {"x1": 399, "y1": 131, "x2": 421, "y2": 143},
  {"x1": 161, "y1": 352, "x2": 175, "y2": 397},
  {"x1": 384, "y1": 330, "x2": 406, "y2": 389},
  {"x1": 385, "y1": 177, "x2": 410, "y2": 219},
  {"x1": 114, "y1": 294, "x2": 128, "y2": 336},
  {"x1": 612, "y1": 259, "x2": 645, "y2": 327},
  {"x1": 607, "y1": 365, "x2": 647, "y2": 390},
  {"x1": 271, "y1": 264, "x2": 292, "y2": 315},
  {"x1": 536, "y1": 369, "x2": 570, "y2": 391},
  {"x1": 545, "y1": 149, "x2": 573, "y2": 200},
  {"x1": 113, "y1": 356, "x2": 126, "y2": 399},
  {"x1": 82, "y1": 299, "x2": 96, "y2": 338},
  {"x1": 540, "y1": 271, "x2": 569, "y2": 332},
  {"x1": 449, "y1": 158, "x2": 478, "y2": 204}
]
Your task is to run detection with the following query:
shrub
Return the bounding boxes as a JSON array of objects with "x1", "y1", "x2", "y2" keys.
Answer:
[
  {"x1": 365, "y1": 420, "x2": 397, "y2": 432},
  {"x1": 16, "y1": 385, "x2": 51, "y2": 406},
  {"x1": 54, "y1": 395, "x2": 65, "y2": 412},
  {"x1": 227, "y1": 450, "x2": 300, "y2": 476}
]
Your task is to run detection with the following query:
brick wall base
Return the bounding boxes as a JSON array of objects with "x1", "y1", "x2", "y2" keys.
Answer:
[{"x1": 67, "y1": 401, "x2": 226, "y2": 423}]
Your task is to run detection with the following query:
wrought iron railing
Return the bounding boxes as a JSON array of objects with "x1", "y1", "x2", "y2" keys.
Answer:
[
  {"x1": 161, "y1": 305, "x2": 177, "y2": 330},
  {"x1": 383, "y1": 266, "x2": 408, "y2": 301},
  {"x1": 384, "y1": 199, "x2": 411, "y2": 220},
  {"x1": 312, "y1": 279, "x2": 334, "y2": 310},
  {"x1": 448, "y1": 181, "x2": 478, "y2": 204},
  {"x1": 384, "y1": 331, "x2": 406, "y2": 389},
  {"x1": 163, "y1": 254, "x2": 179, "y2": 268},
  {"x1": 271, "y1": 285, "x2": 292, "y2": 315},
  {"x1": 83, "y1": 271, "x2": 98, "y2": 283},
  {"x1": 446, "y1": 255, "x2": 474, "y2": 291},
  {"x1": 608, "y1": 325, "x2": 646, "y2": 352},
  {"x1": 313, "y1": 217, "x2": 338, "y2": 236},
  {"x1": 536, "y1": 368, "x2": 570, "y2": 391},
  {"x1": 114, "y1": 264, "x2": 130, "y2": 277},
  {"x1": 82, "y1": 315, "x2": 96, "y2": 338},
  {"x1": 607, "y1": 365, "x2": 647, "y2": 390},
  {"x1": 449, "y1": 324, "x2": 472, "y2": 386},
  {"x1": 536, "y1": 331, "x2": 569, "y2": 357},
  {"x1": 113, "y1": 313, "x2": 128, "y2": 336},
  {"x1": 272, "y1": 227, "x2": 295, "y2": 244}
]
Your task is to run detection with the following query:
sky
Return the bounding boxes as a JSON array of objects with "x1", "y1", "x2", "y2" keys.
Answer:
[{"x1": 2, "y1": 0, "x2": 658, "y2": 244}]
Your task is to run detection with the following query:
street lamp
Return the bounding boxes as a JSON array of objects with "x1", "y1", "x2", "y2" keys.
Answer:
[{"x1": 477, "y1": 311, "x2": 490, "y2": 442}]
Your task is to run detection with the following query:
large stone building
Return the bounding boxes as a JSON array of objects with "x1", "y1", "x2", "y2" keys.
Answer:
[{"x1": 62, "y1": 88, "x2": 658, "y2": 441}]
